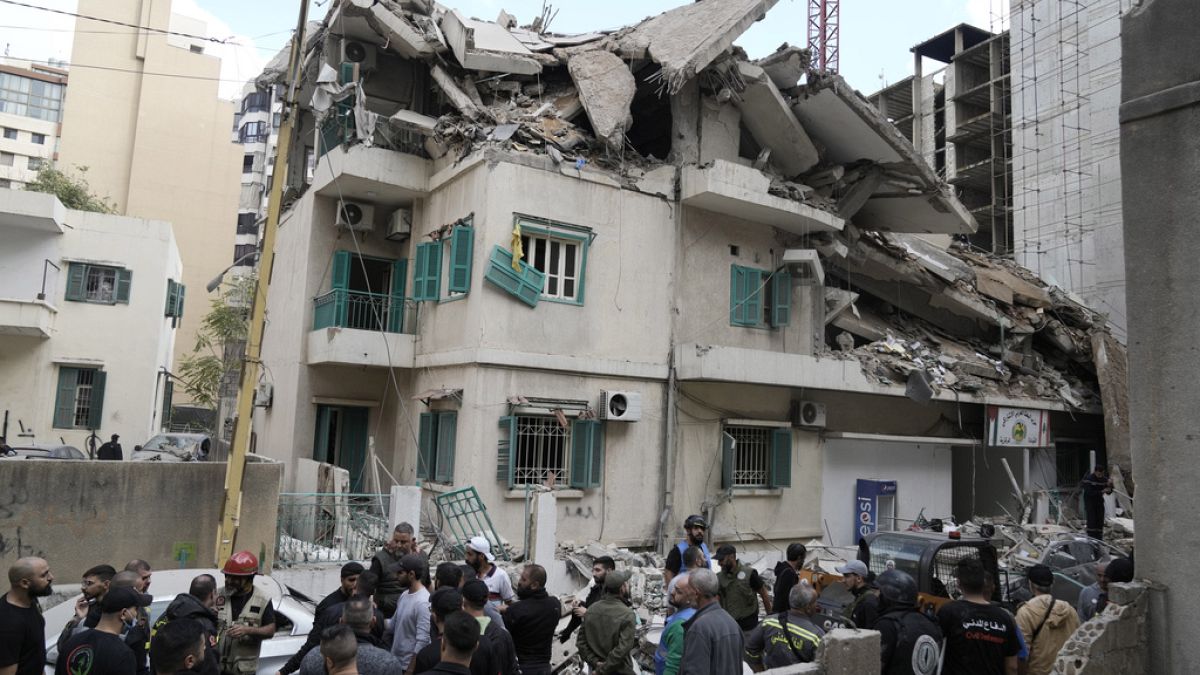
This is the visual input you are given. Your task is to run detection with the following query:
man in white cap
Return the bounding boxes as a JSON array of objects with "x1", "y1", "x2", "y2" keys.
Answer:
[
  {"x1": 465, "y1": 536, "x2": 513, "y2": 609},
  {"x1": 835, "y1": 560, "x2": 880, "y2": 629}
]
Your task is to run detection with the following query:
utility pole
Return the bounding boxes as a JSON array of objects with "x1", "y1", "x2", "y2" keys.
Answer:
[{"x1": 213, "y1": 0, "x2": 308, "y2": 566}]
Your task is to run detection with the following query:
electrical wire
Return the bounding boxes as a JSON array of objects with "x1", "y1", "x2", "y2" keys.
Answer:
[{"x1": 0, "y1": 0, "x2": 233, "y2": 44}]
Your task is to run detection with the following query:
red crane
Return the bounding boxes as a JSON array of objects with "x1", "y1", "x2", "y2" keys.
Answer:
[{"x1": 807, "y1": 0, "x2": 841, "y2": 73}]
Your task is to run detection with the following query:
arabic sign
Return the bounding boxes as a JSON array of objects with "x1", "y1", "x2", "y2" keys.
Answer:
[
  {"x1": 855, "y1": 479, "x2": 897, "y2": 542},
  {"x1": 986, "y1": 406, "x2": 1051, "y2": 447}
]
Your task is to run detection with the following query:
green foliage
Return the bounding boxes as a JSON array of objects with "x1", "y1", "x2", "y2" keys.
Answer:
[
  {"x1": 24, "y1": 165, "x2": 117, "y2": 213},
  {"x1": 177, "y1": 278, "x2": 254, "y2": 409}
]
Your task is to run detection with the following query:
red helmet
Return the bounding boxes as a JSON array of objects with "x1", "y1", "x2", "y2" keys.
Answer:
[{"x1": 222, "y1": 551, "x2": 259, "y2": 576}]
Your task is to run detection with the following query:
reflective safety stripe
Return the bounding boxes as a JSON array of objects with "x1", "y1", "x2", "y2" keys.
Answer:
[{"x1": 761, "y1": 618, "x2": 823, "y2": 645}]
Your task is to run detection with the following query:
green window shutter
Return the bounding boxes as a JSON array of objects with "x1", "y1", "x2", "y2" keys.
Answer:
[
  {"x1": 497, "y1": 415, "x2": 517, "y2": 488},
  {"x1": 417, "y1": 412, "x2": 435, "y2": 481},
  {"x1": 161, "y1": 380, "x2": 174, "y2": 430},
  {"x1": 770, "y1": 270, "x2": 791, "y2": 327},
  {"x1": 175, "y1": 284, "x2": 186, "y2": 319},
  {"x1": 88, "y1": 370, "x2": 107, "y2": 429},
  {"x1": 425, "y1": 241, "x2": 442, "y2": 299},
  {"x1": 448, "y1": 225, "x2": 474, "y2": 294},
  {"x1": 411, "y1": 246, "x2": 428, "y2": 300},
  {"x1": 770, "y1": 427, "x2": 793, "y2": 488},
  {"x1": 388, "y1": 259, "x2": 407, "y2": 333},
  {"x1": 331, "y1": 251, "x2": 351, "y2": 289},
  {"x1": 65, "y1": 263, "x2": 87, "y2": 301},
  {"x1": 569, "y1": 419, "x2": 604, "y2": 489},
  {"x1": 730, "y1": 266, "x2": 763, "y2": 327},
  {"x1": 483, "y1": 246, "x2": 545, "y2": 307},
  {"x1": 164, "y1": 280, "x2": 177, "y2": 316},
  {"x1": 115, "y1": 269, "x2": 132, "y2": 304},
  {"x1": 53, "y1": 367, "x2": 78, "y2": 428},
  {"x1": 434, "y1": 411, "x2": 457, "y2": 483},
  {"x1": 720, "y1": 431, "x2": 736, "y2": 490}
]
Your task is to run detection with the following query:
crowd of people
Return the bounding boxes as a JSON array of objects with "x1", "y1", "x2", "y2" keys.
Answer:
[{"x1": 0, "y1": 513, "x2": 1136, "y2": 675}]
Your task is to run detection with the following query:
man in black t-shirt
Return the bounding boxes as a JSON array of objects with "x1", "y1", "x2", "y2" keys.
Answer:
[
  {"x1": 938, "y1": 559, "x2": 1020, "y2": 675},
  {"x1": 1, "y1": 557, "x2": 55, "y2": 675},
  {"x1": 57, "y1": 586, "x2": 152, "y2": 675}
]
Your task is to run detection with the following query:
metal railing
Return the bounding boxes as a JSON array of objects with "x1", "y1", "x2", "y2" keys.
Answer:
[
  {"x1": 276, "y1": 492, "x2": 391, "y2": 566},
  {"x1": 312, "y1": 290, "x2": 415, "y2": 334}
]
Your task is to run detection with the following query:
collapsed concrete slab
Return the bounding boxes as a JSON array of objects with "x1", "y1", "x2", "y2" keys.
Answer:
[
  {"x1": 735, "y1": 62, "x2": 820, "y2": 177},
  {"x1": 681, "y1": 160, "x2": 843, "y2": 235},
  {"x1": 441, "y1": 9, "x2": 543, "y2": 74},
  {"x1": 756, "y1": 43, "x2": 810, "y2": 90},
  {"x1": 616, "y1": 0, "x2": 779, "y2": 94},
  {"x1": 567, "y1": 51, "x2": 636, "y2": 150},
  {"x1": 792, "y1": 75, "x2": 976, "y2": 235},
  {"x1": 344, "y1": 1, "x2": 436, "y2": 59}
]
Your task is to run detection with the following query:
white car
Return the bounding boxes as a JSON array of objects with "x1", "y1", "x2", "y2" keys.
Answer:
[{"x1": 43, "y1": 568, "x2": 315, "y2": 675}]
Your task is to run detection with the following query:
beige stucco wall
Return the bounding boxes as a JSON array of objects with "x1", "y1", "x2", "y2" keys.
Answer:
[
  {"x1": 0, "y1": 194, "x2": 181, "y2": 447},
  {"x1": 0, "y1": 460, "x2": 281, "y2": 583},
  {"x1": 56, "y1": 0, "x2": 242, "y2": 404}
]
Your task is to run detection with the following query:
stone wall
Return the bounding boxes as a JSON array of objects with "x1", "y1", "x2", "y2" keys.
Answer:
[
  {"x1": 1055, "y1": 581, "x2": 1150, "y2": 674},
  {"x1": 759, "y1": 629, "x2": 880, "y2": 675},
  {"x1": 0, "y1": 459, "x2": 282, "y2": 584}
]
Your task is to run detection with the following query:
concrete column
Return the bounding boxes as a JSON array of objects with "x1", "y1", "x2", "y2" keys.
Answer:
[
  {"x1": 530, "y1": 491, "x2": 557, "y2": 565},
  {"x1": 388, "y1": 485, "x2": 422, "y2": 532},
  {"x1": 1120, "y1": 1, "x2": 1200, "y2": 672},
  {"x1": 819, "y1": 628, "x2": 881, "y2": 675}
]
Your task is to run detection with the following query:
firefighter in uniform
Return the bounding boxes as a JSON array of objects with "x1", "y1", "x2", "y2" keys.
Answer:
[{"x1": 216, "y1": 551, "x2": 276, "y2": 675}]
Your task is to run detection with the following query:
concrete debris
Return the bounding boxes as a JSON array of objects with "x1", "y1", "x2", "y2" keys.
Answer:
[
  {"x1": 567, "y1": 51, "x2": 636, "y2": 150},
  {"x1": 733, "y1": 61, "x2": 821, "y2": 177},
  {"x1": 755, "y1": 43, "x2": 811, "y2": 90}
]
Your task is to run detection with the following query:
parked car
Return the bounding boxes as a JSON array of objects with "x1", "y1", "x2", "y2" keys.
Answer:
[
  {"x1": 132, "y1": 433, "x2": 212, "y2": 461},
  {"x1": 43, "y1": 568, "x2": 315, "y2": 675},
  {"x1": 0, "y1": 444, "x2": 86, "y2": 460}
]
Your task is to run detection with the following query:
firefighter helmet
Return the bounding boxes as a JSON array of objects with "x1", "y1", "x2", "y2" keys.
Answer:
[{"x1": 222, "y1": 550, "x2": 259, "y2": 576}]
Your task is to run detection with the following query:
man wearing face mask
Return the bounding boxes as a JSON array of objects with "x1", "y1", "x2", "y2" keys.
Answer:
[
  {"x1": 216, "y1": 551, "x2": 276, "y2": 675},
  {"x1": 56, "y1": 586, "x2": 150, "y2": 675}
]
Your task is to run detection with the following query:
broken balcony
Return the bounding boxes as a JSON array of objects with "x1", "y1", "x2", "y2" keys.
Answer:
[
  {"x1": 307, "y1": 289, "x2": 416, "y2": 368},
  {"x1": 311, "y1": 144, "x2": 431, "y2": 208},
  {"x1": 681, "y1": 160, "x2": 845, "y2": 235},
  {"x1": 0, "y1": 298, "x2": 56, "y2": 338}
]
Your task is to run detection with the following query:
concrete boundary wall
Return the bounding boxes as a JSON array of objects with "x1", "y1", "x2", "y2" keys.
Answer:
[{"x1": 0, "y1": 459, "x2": 281, "y2": 584}]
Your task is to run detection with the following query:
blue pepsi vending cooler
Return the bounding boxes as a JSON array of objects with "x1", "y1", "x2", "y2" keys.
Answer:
[{"x1": 855, "y1": 479, "x2": 898, "y2": 542}]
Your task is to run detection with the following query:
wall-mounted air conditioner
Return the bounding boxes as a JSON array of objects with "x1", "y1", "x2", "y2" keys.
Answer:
[
  {"x1": 599, "y1": 391, "x2": 642, "y2": 422},
  {"x1": 340, "y1": 39, "x2": 377, "y2": 71},
  {"x1": 793, "y1": 400, "x2": 827, "y2": 429},
  {"x1": 254, "y1": 382, "x2": 273, "y2": 408},
  {"x1": 336, "y1": 201, "x2": 375, "y2": 232},
  {"x1": 387, "y1": 208, "x2": 412, "y2": 241}
]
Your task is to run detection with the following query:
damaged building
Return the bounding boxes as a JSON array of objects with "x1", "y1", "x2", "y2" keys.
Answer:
[{"x1": 251, "y1": 0, "x2": 1123, "y2": 556}]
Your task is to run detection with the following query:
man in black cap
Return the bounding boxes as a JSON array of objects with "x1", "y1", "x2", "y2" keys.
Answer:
[
  {"x1": 56, "y1": 586, "x2": 150, "y2": 675},
  {"x1": 576, "y1": 570, "x2": 637, "y2": 675},
  {"x1": 1015, "y1": 565, "x2": 1078, "y2": 675},
  {"x1": 279, "y1": 562, "x2": 365, "y2": 675},
  {"x1": 664, "y1": 515, "x2": 710, "y2": 586},
  {"x1": 715, "y1": 544, "x2": 770, "y2": 632},
  {"x1": 98, "y1": 434, "x2": 123, "y2": 461}
]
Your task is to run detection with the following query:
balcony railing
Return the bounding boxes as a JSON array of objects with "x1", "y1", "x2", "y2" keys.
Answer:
[{"x1": 312, "y1": 289, "x2": 414, "y2": 334}]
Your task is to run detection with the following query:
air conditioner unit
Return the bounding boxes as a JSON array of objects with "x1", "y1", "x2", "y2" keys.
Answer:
[
  {"x1": 254, "y1": 382, "x2": 273, "y2": 408},
  {"x1": 340, "y1": 39, "x2": 377, "y2": 71},
  {"x1": 386, "y1": 208, "x2": 413, "y2": 241},
  {"x1": 794, "y1": 400, "x2": 827, "y2": 429},
  {"x1": 599, "y1": 391, "x2": 642, "y2": 422},
  {"x1": 336, "y1": 201, "x2": 375, "y2": 232}
]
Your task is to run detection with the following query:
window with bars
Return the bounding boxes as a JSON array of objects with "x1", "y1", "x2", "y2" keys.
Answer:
[
  {"x1": 497, "y1": 415, "x2": 604, "y2": 489},
  {"x1": 53, "y1": 367, "x2": 106, "y2": 429},
  {"x1": 721, "y1": 424, "x2": 792, "y2": 489},
  {"x1": 65, "y1": 263, "x2": 131, "y2": 305}
]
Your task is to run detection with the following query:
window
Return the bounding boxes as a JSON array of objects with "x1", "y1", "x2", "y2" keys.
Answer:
[
  {"x1": 0, "y1": 179, "x2": 10, "y2": 188},
  {"x1": 0, "y1": 72, "x2": 65, "y2": 122},
  {"x1": 233, "y1": 244, "x2": 257, "y2": 265},
  {"x1": 273, "y1": 112, "x2": 281, "y2": 128},
  {"x1": 721, "y1": 424, "x2": 792, "y2": 489},
  {"x1": 238, "y1": 121, "x2": 268, "y2": 143},
  {"x1": 189, "y1": 45, "x2": 204, "y2": 54},
  {"x1": 53, "y1": 367, "x2": 106, "y2": 429},
  {"x1": 236, "y1": 213, "x2": 258, "y2": 235},
  {"x1": 417, "y1": 411, "x2": 457, "y2": 483},
  {"x1": 0, "y1": 152, "x2": 13, "y2": 167},
  {"x1": 27, "y1": 157, "x2": 42, "y2": 171},
  {"x1": 2, "y1": 128, "x2": 15, "y2": 140},
  {"x1": 497, "y1": 415, "x2": 604, "y2": 488},
  {"x1": 520, "y1": 229, "x2": 584, "y2": 302},
  {"x1": 30, "y1": 132, "x2": 45, "y2": 145},
  {"x1": 730, "y1": 265, "x2": 790, "y2": 328},
  {"x1": 241, "y1": 91, "x2": 269, "y2": 113},
  {"x1": 65, "y1": 263, "x2": 131, "y2": 304},
  {"x1": 165, "y1": 279, "x2": 186, "y2": 319},
  {"x1": 242, "y1": 154, "x2": 255, "y2": 173}
]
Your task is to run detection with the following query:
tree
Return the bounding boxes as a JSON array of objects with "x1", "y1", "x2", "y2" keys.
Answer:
[
  {"x1": 24, "y1": 165, "x2": 117, "y2": 213},
  {"x1": 177, "y1": 278, "x2": 253, "y2": 410}
]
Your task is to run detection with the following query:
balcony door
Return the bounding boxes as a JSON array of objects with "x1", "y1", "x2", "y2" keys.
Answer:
[
  {"x1": 330, "y1": 251, "x2": 407, "y2": 332},
  {"x1": 314, "y1": 405, "x2": 369, "y2": 491}
]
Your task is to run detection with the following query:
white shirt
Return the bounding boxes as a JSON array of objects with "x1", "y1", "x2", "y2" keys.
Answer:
[{"x1": 483, "y1": 564, "x2": 515, "y2": 606}]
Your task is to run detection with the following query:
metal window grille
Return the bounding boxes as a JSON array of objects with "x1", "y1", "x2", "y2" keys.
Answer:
[
  {"x1": 520, "y1": 234, "x2": 580, "y2": 300},
  {"x1": 514, "y1": 416, "x2": 570, "y2": 486},
  {"x1": 72, "y1": 369, "x2": 95, "y2": 428},
  {"x1": 726, "y1": 425, "x2": 772, "y2": 487},
  {"x1": 85, "y1": 266, "x2": 117, "y2": 303}
]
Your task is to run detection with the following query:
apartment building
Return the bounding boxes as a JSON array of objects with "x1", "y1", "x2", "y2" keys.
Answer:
[
  {"x1": 0, "y1": 191, "x2": 181, "y2": 450},
  {"x1": 253, "y1": 0, "x2": 1113, "y2": 551},
  {"x1": 0, "y1": 58, "x2": 67, "y2": 190}
]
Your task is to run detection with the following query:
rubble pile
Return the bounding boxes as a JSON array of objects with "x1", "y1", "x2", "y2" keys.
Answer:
[{"x1": 559, "y1": 541, "x2": 668, "y2": 618}]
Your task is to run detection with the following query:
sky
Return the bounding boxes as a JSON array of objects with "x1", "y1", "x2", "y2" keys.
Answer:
[{"x1": 0, "y1": 0, "x2": 1009, "y2": 100}]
